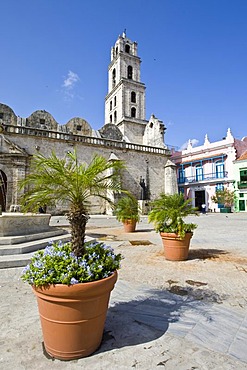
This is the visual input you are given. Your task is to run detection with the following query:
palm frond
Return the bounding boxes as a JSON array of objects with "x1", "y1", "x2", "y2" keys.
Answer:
[{"x1": 19, "y1": 150, "x2": 126, "y2": 255}]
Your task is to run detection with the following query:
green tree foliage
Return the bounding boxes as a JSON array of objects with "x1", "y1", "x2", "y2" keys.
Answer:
[{"x1": 211, "y1": 189, "x2": 236, "y2": 208}]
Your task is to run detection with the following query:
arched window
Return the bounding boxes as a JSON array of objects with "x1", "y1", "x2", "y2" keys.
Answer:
[
  {"x1": 114, "y1": 96, "x2": 116, "y2": 106},
  {"x1": 115, "y1": 46, "x2": 118, "y2": 55},
  {"x1": 110, "y1": 115, "x2": 112, "y2": 123},
  {"x1": 114, "y1": 111, "x2": 117, "y2": 123},
  {"x1": 131, "y1": 91, "x2": 136, "y2": 103},
  {"x1": 125, "y1": 44, "x2": 130, "y2": 53},
  {"x1": 131, "y1": 107, "x2": 136, "y2": 118},
  {"x1": 127, "y1": 65, "x2": 133, "y2": 79},
  {"x1": 215, "y1": 160, "x2": 224, "y2": 178},
  {"x1": 112, "y1": 68, "x2": 116, "y2": 87},
  {"x1": 110, "y1": 101, "x2": 112, "y2": 110}
]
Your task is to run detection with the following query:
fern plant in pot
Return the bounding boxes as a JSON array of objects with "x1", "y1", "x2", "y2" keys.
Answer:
[
  {"x1": 148, "y1": 193, "x2": 198, "y2": 261},
  {"x1": 114, "y1": 194, "x2": 140, "y2": 232},
  {"x1": 19, "y1": 150, "x2": 125, "y2": 360}
]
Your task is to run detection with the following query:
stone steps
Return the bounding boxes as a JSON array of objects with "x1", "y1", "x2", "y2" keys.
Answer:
[
  {"x1": 0, "y1": 232, "x2": 71, "y2": 256},
  {"x1": 0, "y1": 234, "x2": 98, "y2": 269},
  {"x1": 0, "y1": 233, "x2": 72, "y2": 269},
  {"x1": 0, "y1": 228, "x2": 68, "y2": 246},
  {"x1": 0, "y1": 252, "x2": 42, "y2": 269}
]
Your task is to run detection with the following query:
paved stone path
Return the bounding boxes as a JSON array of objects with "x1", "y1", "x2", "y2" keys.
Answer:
[{"x1": 0, "y1": 213, "x2": 246, "y2": 369}]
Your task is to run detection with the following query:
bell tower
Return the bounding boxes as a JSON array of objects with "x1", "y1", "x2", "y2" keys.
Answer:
[{"x1": 105, "y1": 32, "x2": 148, "y2": 143}]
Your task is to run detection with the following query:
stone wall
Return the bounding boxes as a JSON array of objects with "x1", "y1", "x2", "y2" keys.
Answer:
[
  {"x1": 1, "y1": 125, "x2": 172, "y2": 214},
  {"x1": 11, "y1": 132, "x2": 169, "y2": 196}
]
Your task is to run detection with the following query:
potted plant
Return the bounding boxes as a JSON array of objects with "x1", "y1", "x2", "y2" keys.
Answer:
[
  {"x1": 20, "y1": 150, "x2": 125, "y2": 360},
  {"x1": 211, "y1": 188, "x2": 236, "y2": 213},
  {"x1": 148, "y1": 193, "x2": 198, "y2": 261},
  {"x1": 114, "y1": 194, "x2": 140, "y2": 232}
]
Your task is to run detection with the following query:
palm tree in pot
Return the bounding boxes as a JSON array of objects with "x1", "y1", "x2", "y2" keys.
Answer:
[
  {"x1": 114, "y1": 194, "x2": 140, "y2": 232},
  {"x1": 148, "y1": 193, "x2": 198, "y2": 261},
  {"x1": 19, "y1": 150, "x2": 125, "y2": 360}
]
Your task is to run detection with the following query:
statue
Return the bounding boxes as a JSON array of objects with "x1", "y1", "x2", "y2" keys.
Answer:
[{"x1": 139, "y1": 177, "x2": 147, "y2": 200}]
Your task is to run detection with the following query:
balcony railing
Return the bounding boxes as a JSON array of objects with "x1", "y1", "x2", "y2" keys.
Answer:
[
  {"x1": 238, "y1": 181, "x2": 247, "y2": 189},
  {"x1": 178, "y1": 171, "x2": 228, "y2": 184}
]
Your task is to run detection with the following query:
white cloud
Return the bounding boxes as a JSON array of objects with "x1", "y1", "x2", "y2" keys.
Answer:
[
  {"x1": 179, "y1": 138, "x2": 199, "y2": 151},
  {"x1": 190, "y1": 138, "x2": 199, "y2": 147},
  {"x1": 166, "y1": 121, "x2": 174, "y2": 127},
  {"x1": 61, "y1": 70, "x2": 80, "y2": 101},
  {"x1": 62, "y1": 70, "x2": 80, "y2": 89}
]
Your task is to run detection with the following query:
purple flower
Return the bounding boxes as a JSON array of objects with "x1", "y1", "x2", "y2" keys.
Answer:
[
  {"x1": 57, "y1": 251, "x2": 66, "y2": 257},
  {"x1": 22, "y1": 265, "x2": 30, "y2": 274},
  {"x1": 89, "y1": 241, "x2": 98, "y2": 247},
  {"x1": 104, "y1": 245, "x2": 114, "y2": 253},
  {"x1": 92, "y1": 252, "x2": 98, "y2": 258},
  {"x1": 33, "y1": 261, "x2": 44, "y2": 268},
  {"x1": 79, "y1": 260, "x2": 87, "y2": 268},
  {"x1": 70, "y1": 277, "x2": 79, "y2": 285},
  {"x1": 43, "y1": 246, "x2": 55, "y2": 256}
]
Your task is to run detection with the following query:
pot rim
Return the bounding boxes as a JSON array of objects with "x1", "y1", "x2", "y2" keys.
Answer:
[
  {"x1": 32, "y1": 270, "x2": 118, "y2": 298},
  {"x1": 160, "y1": 232, "x2": 193, "y2": 240}
]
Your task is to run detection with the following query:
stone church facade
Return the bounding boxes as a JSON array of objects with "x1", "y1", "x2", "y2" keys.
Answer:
[{"x1": 0, "y1": 33, "x2": 177, "y2": 214}]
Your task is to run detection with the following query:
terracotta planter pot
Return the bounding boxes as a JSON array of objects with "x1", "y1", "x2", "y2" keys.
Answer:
[
  {"x1": 160, "y1": 232, "x2": 193, "y2": 261},
  {"x1": 32, "y1": 271, "x2": 118, "y2": 360},
  {"x1": 123, "y1": 219, "x2": 136, "y2": 232}
]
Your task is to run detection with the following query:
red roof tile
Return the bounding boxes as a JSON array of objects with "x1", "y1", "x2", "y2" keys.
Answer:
[{"x1": 237, "y1": 150, "x2": 247, "y2": 160}]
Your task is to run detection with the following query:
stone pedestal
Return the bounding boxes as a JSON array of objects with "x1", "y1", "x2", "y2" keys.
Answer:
[{"x1": 0, "y1": 213, "x2": 52, "y2": 237}]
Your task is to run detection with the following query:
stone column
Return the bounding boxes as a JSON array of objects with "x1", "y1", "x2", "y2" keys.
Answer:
[{"x1": 164, "y1": 159, "x2": 178, "y2": 194}]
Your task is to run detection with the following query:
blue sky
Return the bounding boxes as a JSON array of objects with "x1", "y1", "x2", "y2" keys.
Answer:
[{"x1": 1, "y1": 0, "x2": 247, "y2": 148}]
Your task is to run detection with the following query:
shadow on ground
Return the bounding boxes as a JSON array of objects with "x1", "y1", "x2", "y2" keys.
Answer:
[
  {"x1": 96, "y1": 287, "x2": 217, "y2": 354},
  {"x1": 188, "y1": 248, "x2": 228, "y2": 260},
  {"x1": 133, "y1": 228, "x2": 155, "y2": 233},
  {"x1": 86, "y1": 233, "x2": 109, "y2": 239}
]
